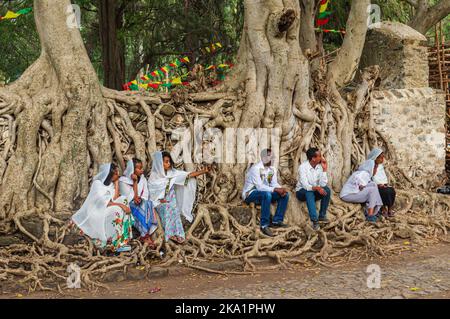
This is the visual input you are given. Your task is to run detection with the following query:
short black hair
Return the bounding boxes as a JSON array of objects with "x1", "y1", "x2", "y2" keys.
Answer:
[
  {"x1": 103, "y1": 163, "x2": 117, "y2": 186},
  {"x1": 306, "y1": 147, "x2": 319, "y2": 161},
  {"x1": 162, "y1": 151, "x2": 175, "y2": 167}
]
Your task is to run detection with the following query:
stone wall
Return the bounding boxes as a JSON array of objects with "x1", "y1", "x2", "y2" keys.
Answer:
[
  {"x1": 360, "y1": 21, "x2": 429, "y2": 89},
  {"x1": 359, "y1": 21, "x2": 446, "y2": 189},
  {"x1": 371, "y1": 88, "x2": 446, "y2": 188}
]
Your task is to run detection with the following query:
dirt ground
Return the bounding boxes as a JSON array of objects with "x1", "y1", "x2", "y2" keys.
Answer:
[{"x1": 1, "y1": 238, "x2": 449, "y2": 299}]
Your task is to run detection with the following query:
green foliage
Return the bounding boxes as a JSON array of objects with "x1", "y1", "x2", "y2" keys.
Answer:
[{"x1": 0, "y1": 0, "x2": 447, "y2": 83}]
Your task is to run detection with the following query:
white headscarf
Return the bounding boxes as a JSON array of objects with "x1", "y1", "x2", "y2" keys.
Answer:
[
  {"x1": 71, "y1": 163, "x2": 116, "y2": 241},
  {"x1": 357, "y1": 160, "x2": 376, "y2": 177},
  {"x1": 367, "y1": 148, "x2": 383, "y2": 161},
  {"x1": 119, "y1": 159, "x2": 149, "y2": 202},
  {"x1": 367, "y1": 148, "x2": 389, "y2": 184},
  {"x1": 148, "y1": 151, "x2": 197, "y2": 222}
]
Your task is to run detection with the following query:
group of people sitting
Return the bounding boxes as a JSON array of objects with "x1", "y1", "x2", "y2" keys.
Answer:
[
  {"x1": 71, "y1": 151, "x2": 209, "y2": 252},
  {"x1": 243, "y1": 147, "x2": 396, "y2": 236},
  {"x1": 71, "y1": 146, "x2": 396, "y2": 251}
]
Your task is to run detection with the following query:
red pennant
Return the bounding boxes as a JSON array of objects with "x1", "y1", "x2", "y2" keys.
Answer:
[{"x1": 316, "y1": 18, "x2": 330, "y2": 26}]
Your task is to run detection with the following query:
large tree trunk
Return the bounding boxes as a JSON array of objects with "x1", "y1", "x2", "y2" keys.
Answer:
[
  {"x1": 404, "y1": 0, "x2": 450, "y2": 35},
  {"x1": 98, "y1": 0, "x2": 126, "y2": 90},
  {"x1": 0, "y1": 0, "x2": 449, "y2": 292}
]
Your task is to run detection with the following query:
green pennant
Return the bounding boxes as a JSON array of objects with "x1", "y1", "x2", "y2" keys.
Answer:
[
  {"x1": 16, "y1": 8, "x2": 33, "y2": 15},
  {"x1": 318, "y1": 11, "x2": 332, "y2": 19},
  {"x1": 130, "y1": 84, "x2": 139, "y2": 91},
  {"x1": 162, "y1": 83, "x2": 172, "y2": 88}
]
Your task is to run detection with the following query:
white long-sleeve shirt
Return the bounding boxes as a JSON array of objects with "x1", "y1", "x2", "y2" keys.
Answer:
[
  {"x1": 340, "y1": 170, "x2": 372, "y2": 198},
  {"x1": 295, "y1": 161, "x2": 328, "y2": 191},
  {"x1": 242, "y1": 161, "x2": 281, "y2": 200}
]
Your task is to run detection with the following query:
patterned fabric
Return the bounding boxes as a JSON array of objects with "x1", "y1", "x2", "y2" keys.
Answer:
[
  {"x1": 74, "y1": 197, "x2": 134, "y2": 251},
  {"x1": 130, "y1": 198, "x2": 158, "y2": 237},
  {"x1": 156, "y1": 184, "x2": 185, "y2": 242}
]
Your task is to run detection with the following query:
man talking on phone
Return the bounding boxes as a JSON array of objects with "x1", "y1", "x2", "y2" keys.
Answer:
[{"x1": 295, "y1": 148, "x2": 331, "y2": 231}]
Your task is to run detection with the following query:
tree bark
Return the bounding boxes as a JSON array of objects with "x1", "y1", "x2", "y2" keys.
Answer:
[
  {"x1": 405, "y1": 0, "x2": 450, "y2": 35},
  {"x1": 98, "y1": 0, "x2": 125, "y2": 90}
]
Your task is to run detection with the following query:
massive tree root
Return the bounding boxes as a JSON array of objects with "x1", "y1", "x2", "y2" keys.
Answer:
[{"x1": 1, "y1": 0, "x2": 449, "y2": 293}]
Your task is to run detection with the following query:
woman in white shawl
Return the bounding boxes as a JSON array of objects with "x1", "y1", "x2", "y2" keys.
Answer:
[
  {"x1": 368, "y1": 148, "x2": 396, "y2": 217},
  {"x1": 340, "y1": 160, "x2": 383, "y2": 222},
  {"x1": 148, "y1": 151, "x2": 210, "y2": 244},
  {"x1": 71, "y1": 163, "x2": 133, "y2": 252},
  {"x1": 119, "y1": 158, "x2": 157, "y2": 248}
]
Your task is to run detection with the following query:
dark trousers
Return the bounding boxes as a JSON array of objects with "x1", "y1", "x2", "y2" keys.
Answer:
[
  {"x1": 296, "y1": 186, "x2": 331, "y2": 222},
  {"x1": 378, "y1": 186, "x2": 396, "y2": 207},
  {"x1": 245, "y1": 191, "x2": 289, "y2": 228}
]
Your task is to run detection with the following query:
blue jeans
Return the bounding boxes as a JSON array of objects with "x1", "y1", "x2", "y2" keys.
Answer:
[
  {"x1": 296, "y1": 186, "x2": 331, "y2": 222},
  {"x1": 245, "y1": 191, "x2": 289, "y2": 228}
]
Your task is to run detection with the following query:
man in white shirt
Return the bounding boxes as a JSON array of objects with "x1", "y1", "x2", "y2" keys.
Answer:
[
  {"x1": 295, "y1": 148, "x2": 331, "y2": 231},
  {"x1": 242, "y1": 149, "x2": 290, "y2": 237}
]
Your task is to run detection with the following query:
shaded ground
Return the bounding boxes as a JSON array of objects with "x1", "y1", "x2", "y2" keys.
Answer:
[{"x1": 1, "y1": 238, "x2": 449, "y2": 299}]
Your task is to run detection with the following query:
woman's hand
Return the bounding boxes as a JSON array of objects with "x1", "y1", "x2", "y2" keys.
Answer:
[
  {"x1": 131, "y1": 174, "x2": 138, "y2": 182},
  {"x1": 160, "y1": 199, "x2": 169, "y2": 204},
  {"x1": 359, "y1": 185, "x2": 365, "y2": 191},
  {"x1": 121, "y1": 204, "x2": 131, "y2": 214},
  {"x1": 133, "y1": 195, "x2": 141, "y2": 205}
]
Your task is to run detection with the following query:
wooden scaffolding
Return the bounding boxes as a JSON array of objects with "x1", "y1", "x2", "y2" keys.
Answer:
[{"x1": 428, "y1": 22, "x2": 449, "y2": 180}]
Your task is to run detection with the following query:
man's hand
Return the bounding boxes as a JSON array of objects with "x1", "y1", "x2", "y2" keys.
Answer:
[
  {"x1": 274, "y1": 188, "x2": 288, "y2": 197},
  {"x1": 313, "y1": 187, "x2": 327, "y2": 196},
  {"x1": 378, "y1": 184, "x2": 387, "y2": 189},
  {"x1": 133, "y1": 195, "x2": 141, "y2": 205},
  {"x1": 321, "y1": 157, "x2": 328, "y2": 172}
]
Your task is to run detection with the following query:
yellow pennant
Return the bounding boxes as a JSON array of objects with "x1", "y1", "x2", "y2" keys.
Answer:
[{"x1": 3, "y1": 11, "x2": 20, "y2": 19}]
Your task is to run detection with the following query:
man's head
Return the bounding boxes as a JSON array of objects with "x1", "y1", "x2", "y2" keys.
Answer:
[
  {"x1": 306, "y1": 147, "x2": 322, "y2": 166},
  {"x1": 260, "y1": 148, "x2": 273, "y2": 166}
]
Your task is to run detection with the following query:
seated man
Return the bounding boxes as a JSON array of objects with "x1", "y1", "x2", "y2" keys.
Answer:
[
  {"x1": 295, "y1": 147, "x2": 331, "y2": 231},
  {"x1": 242, "y1": 149, "x2": 289, "y2": 237}
]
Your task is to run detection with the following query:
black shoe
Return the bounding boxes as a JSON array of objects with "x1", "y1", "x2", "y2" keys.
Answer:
[
  {"x1": 318, "y1": 217, "x2": 330, "y2": 224},
  {"x1": 260, "y1": 227, "x2": 274, "y2": 237},
  {"x1": 312, "y1": 222, "x2": 320, "y2": 231},
  {"x1": 270, "y1": 222, "x2": 289, "y2": 228}
]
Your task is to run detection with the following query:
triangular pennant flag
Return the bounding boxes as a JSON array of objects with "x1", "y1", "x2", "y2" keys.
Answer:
[
  {"x1": 216, "y1": 42, "x2": 222, "y2": 48},
  {"x1": 318, "y1": 11, "x2": 332, "y2": 19},
  {"x1": 316, "y1": 18, "x2": 330, "y2": 26},
  {"x1": 171, "y1": 77, "x2": 182, "y2": 85},
  {"x1": 319, "y1": 0, "x2": 329, "y2": 13},
  {"x1": 131, "y1": 80, "x2": 137, "y2": 85},
  {"x1": 16, "y1": 8, "x2": 33, "y2": 15},
  {"x1": 3, "y1": 11, "x2": 20, "y2": 19}
]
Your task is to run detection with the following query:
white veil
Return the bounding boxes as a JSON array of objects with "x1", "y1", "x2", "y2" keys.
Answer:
[
  {"x1": 367, "y1": 148, "x2": 383, "y2": 161},
  {"x1": 71, "y1": 163, "x2": 115, "y2": 241},
  {"x1": 357, "y1": 160, "x2": 376, "y2": 177},
  {"x1": 148, "y1": 151, "x2": 197, "y2": 222},
  {"x1": 367, "y1": 148, "x2": 388, "y2": 184},
  {"x1": 119, "y1": 159, "x2": 149, "y2": 201}
]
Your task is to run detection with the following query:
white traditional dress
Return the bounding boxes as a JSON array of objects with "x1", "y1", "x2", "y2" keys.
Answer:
[
  {"x1": 71, "y1": 164, "x2": 133, "y2": 250},
  {"x1": 148, "y1": 151, "x2": 197, "y2": 241}
]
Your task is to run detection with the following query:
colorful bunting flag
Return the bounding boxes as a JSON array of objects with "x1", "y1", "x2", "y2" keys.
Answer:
[{"x1": 0, "y1": 8, "x2": 32, "y2": 21}]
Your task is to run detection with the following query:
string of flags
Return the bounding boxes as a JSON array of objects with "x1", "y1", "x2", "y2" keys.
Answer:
[
  {"x1": 316, "y1": 0, "x2": 331, "y2": 27},
  {"x1": 124, "y1": 62, "x2": 234, "y2": 91},
  {"x1": 200, "y1": 42, "x2": 223, "y2": 55},
  {"x1": 0, "y1": 8, "x2": 32, "y2": 21},
  {"x1": 315, "y1": 28, "x2": 346, "y2": 34},
  {"x1": 123, "y1": 41, "x2": 230, "y2": 91}
]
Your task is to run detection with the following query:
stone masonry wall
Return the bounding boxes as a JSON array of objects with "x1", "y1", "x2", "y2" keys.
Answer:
[
  {"x1": 360, "y1": 21, "x2": 429, "y2": 89},
  {"x1": 371, "y1": 88, "x2": 446, "y2": 188}
]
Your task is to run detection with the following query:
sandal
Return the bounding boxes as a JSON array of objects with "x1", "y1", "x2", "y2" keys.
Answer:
[{"x1": 388, "y1": 210, "x2": 396, "y2": 217}]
